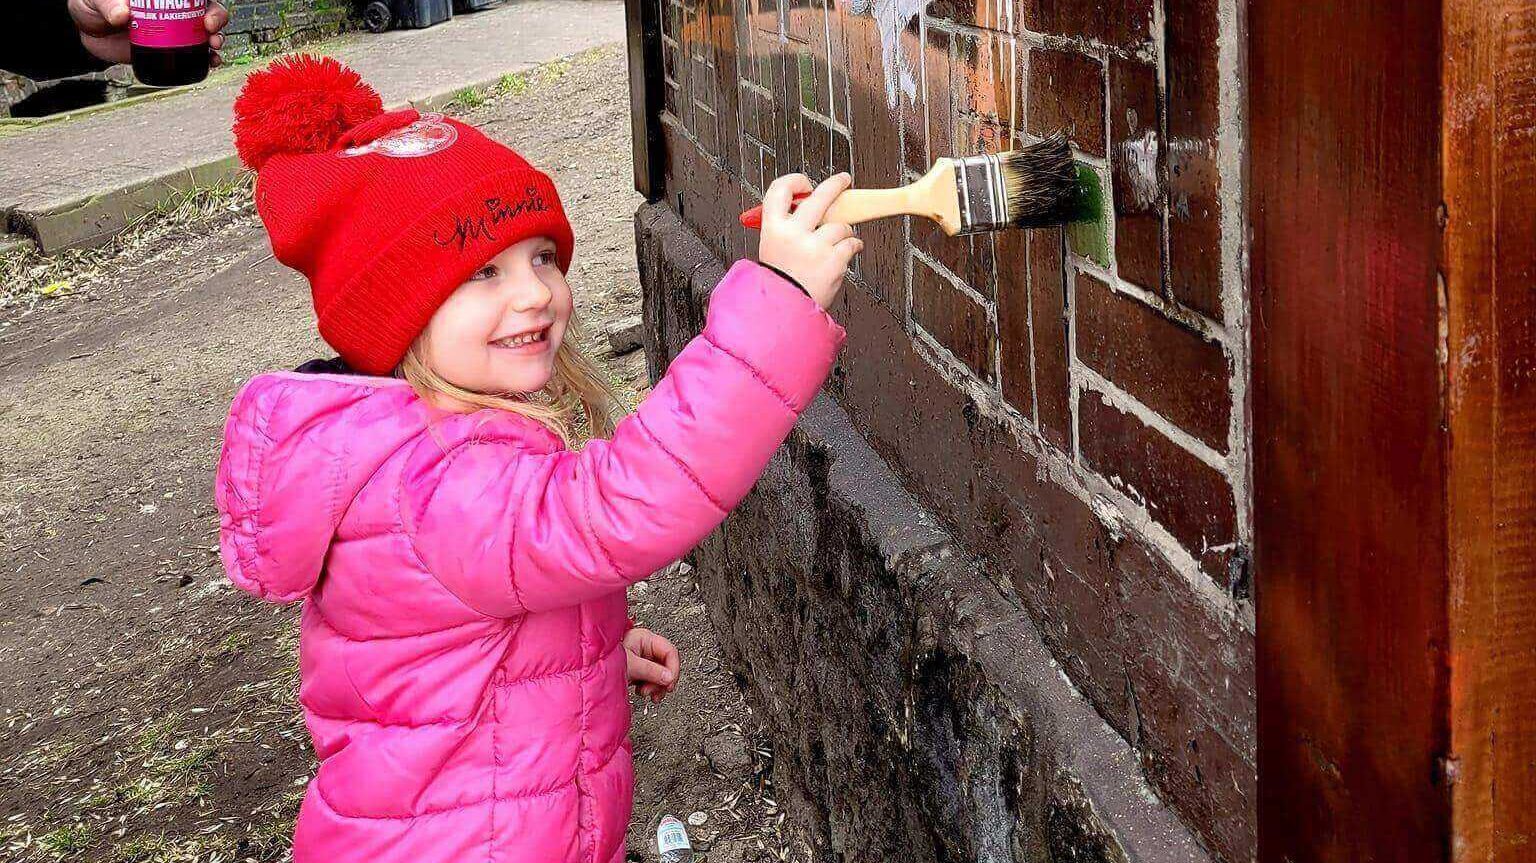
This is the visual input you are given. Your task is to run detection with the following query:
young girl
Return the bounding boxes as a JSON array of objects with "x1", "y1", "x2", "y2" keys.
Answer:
[{"x1": 215, "y1": 57, "x2": 860, "y2": 862}]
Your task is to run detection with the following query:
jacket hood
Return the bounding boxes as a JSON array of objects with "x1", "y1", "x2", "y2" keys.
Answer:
[{"x1": 214, "y1": 372, "x2": 435, "y2": 603}]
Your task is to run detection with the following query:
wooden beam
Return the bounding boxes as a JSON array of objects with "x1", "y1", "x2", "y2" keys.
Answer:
[
  {"x1": 1444, "y1": 2, "x2": 1536, "y2": 858},
  {"x1": 1250, "y1": 1, "x2": 1451, "y2": 860},
  {"x1": 624, "y1": 0, "x2": 666, "y2": 200}
]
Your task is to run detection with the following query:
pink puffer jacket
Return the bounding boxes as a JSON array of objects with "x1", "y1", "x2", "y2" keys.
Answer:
[{"x1": 214, "y1": 261, "x2": 845, "y2": 863}]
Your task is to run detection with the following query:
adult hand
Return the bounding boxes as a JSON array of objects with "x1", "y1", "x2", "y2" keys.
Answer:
[
  {"x1": 68, "y1": 0, "x2": 229, "y2": 66},
  {"x1": 757, "y1": 171, "x2": 863, "y2": 311}
]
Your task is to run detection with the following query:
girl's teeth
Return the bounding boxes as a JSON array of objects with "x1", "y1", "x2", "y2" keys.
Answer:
[{"x1": 501, "y1": 331, "x2": 545, "y2": 347}]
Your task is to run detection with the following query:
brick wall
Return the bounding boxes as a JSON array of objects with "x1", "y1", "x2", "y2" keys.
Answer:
[
  {"x1": 644, "y1": 0, "x2": 1254, "y2": 859},
  {"x1": 221, "y1": 0, "x2": 357, "y2": 58}
]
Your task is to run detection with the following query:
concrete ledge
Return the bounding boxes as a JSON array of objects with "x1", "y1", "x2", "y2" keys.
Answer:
[
  {"x1": 8, "y1": 155, "x2": 244, "y2": 254},
  {"x1": 636, "y1": 201, "x2": 1214, "y2": 863}
]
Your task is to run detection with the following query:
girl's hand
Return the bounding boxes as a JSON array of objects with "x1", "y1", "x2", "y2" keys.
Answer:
[
  {"x1": 624, "y1": 627, "x2": 681, "y2": 704},
  {"x1": 757, "y1": 172, "x2": 864, "y2": 310}
]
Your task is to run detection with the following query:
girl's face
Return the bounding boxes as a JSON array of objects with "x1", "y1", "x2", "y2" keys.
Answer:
[{"x1": 418, "y1": 235, "x2": 572, "y2": 398}]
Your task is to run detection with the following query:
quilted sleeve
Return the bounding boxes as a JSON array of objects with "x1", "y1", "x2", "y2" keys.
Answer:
[{"x1": 399, "y1": 259, "x2": 847, "y2": 617}]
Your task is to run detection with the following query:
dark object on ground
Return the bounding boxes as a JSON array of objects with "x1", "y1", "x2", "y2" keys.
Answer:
[
  {"x1": 454, "y1": 0, "x2": 499, "y2": 12},
  {"x1": 360, "y1": 0, "x2": 453, "y2": 33},
  {"x1": 9, "y1": 79, "x2": 110, "y2": 117}
]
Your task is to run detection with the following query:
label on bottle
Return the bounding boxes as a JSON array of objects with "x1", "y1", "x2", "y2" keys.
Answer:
[
  {"x1": 657, "y1": 816, "x2": 693, "y2": 863},
  {"x1": 129, "y1": 0, "x2": 209, "y2": 49}
]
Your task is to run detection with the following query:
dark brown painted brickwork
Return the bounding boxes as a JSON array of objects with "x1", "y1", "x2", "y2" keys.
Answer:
[
  {"x1": 640, "y1": 0, "x2": 1251, "y2": 857},
  {"x1": 1075, "y1": 273, "x2": 1230, "y2": 450}
]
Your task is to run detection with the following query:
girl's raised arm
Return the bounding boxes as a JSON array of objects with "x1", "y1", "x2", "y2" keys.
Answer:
[{"x1": 400, "y1": 259, "x2": 846, "y2": 618}]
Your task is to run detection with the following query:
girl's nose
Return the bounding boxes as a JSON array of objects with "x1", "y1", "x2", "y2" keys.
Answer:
[{"x1": 506, "y1": 271, "x2": 553, "y2": 312}]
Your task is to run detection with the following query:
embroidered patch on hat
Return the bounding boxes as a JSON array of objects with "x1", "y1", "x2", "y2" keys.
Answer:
[{"x1": 340, "y1": 112, "x2": 458, "y2": 159}]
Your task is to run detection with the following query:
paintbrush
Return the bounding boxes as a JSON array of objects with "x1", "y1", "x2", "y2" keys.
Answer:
[{"x1": 739, "y1": 132, "x2": 1086, "y2": 235}]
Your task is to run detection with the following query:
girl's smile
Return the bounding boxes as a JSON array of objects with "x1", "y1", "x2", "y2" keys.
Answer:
[{"x1": 490, "y1": 322, "x2": 553, "y2": 352}]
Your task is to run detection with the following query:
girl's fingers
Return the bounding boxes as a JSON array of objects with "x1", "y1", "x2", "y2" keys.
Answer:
[
  {"x1": 792, "y1": 172, "x2": 852, "y2": 228},
  {"x1": 627, "y1": 653, "x2": 675, "y2": 687},
  {"x1": 815, "y1": 222, "x2": 855, "y2": 244},
  {"x1": 650, "y1": 633, "x2": 680, "y2": 672},
  {"x1": 762, "y1": 174, "x2": 813, "y2": 222}
]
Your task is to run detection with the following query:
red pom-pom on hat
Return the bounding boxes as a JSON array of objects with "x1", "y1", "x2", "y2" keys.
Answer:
[{"x1": 233, "y1": 55, "x2": 383, "y2": 170}]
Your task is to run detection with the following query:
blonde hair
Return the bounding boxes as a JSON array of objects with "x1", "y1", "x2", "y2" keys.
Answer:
[{"x1": 397, "y1": 315, "x2": 623, "y2": 447}]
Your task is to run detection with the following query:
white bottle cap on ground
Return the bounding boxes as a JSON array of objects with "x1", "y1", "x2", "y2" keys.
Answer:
[{"x1": 657, "y1": 814, "x2": 693, "y2": 863}]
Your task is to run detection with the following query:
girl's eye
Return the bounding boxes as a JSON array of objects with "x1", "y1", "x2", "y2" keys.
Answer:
[
  {"x1": 471, "y1": 265, "x2": 497, "y2": 281},
  {"x1": 534, "y1": 250, "x2": 556, "y2": 267}
]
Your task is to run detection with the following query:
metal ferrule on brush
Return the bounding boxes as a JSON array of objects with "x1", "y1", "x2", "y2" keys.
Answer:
[{"x1": 952, "y1": 153, "x2": 1009, "y2": 235}]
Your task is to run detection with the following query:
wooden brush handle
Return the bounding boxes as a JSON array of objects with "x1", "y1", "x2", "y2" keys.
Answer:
[{"x1": 743, "y1": 185, "x2": 921, "y2": 230}]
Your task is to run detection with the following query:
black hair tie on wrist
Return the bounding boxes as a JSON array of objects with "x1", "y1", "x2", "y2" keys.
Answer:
[{"x1": 756, "y1": 260, "x2": 811, "y2": 298}]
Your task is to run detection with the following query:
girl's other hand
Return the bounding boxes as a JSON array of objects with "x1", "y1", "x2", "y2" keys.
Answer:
[
  {"x1": 757, "y1": 172, "x2": 863, "y2": 310},
  {"x1": 624, "y1": 627, "x2": 681, "y2": 704}
]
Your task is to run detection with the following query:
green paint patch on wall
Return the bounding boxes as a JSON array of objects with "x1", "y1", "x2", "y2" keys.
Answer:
[{"x1": 1065, "y1": 163, "x2": 1109, "y2": 268}]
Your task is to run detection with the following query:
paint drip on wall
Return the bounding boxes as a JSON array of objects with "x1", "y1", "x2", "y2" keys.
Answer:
[{"x1": 840, "y1": 0, "x2": 932, "y2": 111}]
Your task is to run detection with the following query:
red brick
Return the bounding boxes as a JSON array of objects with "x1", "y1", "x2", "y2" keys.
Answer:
[
  {"x1": 805, "y1": 121, "x2": 832, "y2": 180},
  {"x1": 924, "y1": 26, "x2": 955, "y2": 164},
  {"x1": 744, "y1": 142, "x2": 764, "y2": 192},
  {"x1": 1165, "y1": 0, "x2": 1223, "y2": 317},
  {"x1": 900, "y1": 24, "x2": 927, "y2": 175},
  {"x1": 832, "y1": 131, "x2": 852, "y2": 177},
  {"x1": 785, "y1": 3, "x2": 818, "y2": 43},
  {"x1": 1029, "y1": 228, "x2": 1072, "y2": 449},
  {"x1": 1075, "y1": 273, "x2": 1229, "y2": 450},
  {"x1": 913, "y1": 220, "x2": 996, "y2": 303},
  {"x1": 997, "y1": 224, "x2": 1033, "y2": 416},
  {"x1": 1078, "y1": 394, "x2": 1235, "y2": 584},
  {"x1": 846, "y1": 15, "x2": 906, "y2": 311},
  {"x1": 952, "y1": 30, "x2": 1012, "y2": 156},
  {"x1": 1034, "y1": 0, "x2": 1155, "y2": 53},
  {"x1": 1109, "y1": 58, "x2": 1166, "y2": 292},
  {"x1": 1027, "y1": 49, "x2": 1105, "y2": 157},
  {"x1": 912, "y1": 256, "x2": 994, "y2": 381},
  {"x1": 927, "y1": 0, "x2": 1006, "y2": 29},
  {"x1": 751, "y1": 26, "x2": 776, "y2": 88}
]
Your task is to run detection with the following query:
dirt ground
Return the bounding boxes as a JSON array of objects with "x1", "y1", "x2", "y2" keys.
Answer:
[{"x1": 0, "y1": 45, "x2": 802, "y2": 863}]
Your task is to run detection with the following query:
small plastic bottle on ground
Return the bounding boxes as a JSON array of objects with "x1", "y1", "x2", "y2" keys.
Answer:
[{"x1": 657, "y1": 814, "x2": 693, "y2": 863}]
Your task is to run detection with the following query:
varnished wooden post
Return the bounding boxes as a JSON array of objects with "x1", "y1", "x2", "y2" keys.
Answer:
[
  {"x1": 1251, "y1": 0, "x2": 1450, "y2": 860},
  {"x1": 1443, "y1": 1, "x2": 1536, "y2": 859}
]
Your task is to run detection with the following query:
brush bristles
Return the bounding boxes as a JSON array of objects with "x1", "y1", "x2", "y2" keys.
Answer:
[
  {"x1": 949, "y1": 132, "x2": 1083, "y2": 233},
  {"x1": 996, "y1": 131, "x2": 1081, "y2": 228}
]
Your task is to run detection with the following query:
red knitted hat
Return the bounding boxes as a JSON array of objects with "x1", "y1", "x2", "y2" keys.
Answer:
[{"x1": 231, "y1": 55, "x2": 574, "y2": 375}]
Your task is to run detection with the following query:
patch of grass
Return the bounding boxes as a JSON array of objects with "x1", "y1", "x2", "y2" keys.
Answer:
[
  {"x1": 35, "y1": 822, "x2": 96, "y2": 859},
  {"x1": 450, "y1": 85, "x2": 489, "y2": 110},
  {"x1": 541, "y1": 57, "x2": 573, "y2": 82},
  {"x1": 498, "y1": 71, "x2": 530, "y2": 97},
  {"x1": 213, "y1": 629, "x2": 253, "y2": 658},
  {"x1": 0, "y1": 172, "x2": 253, "y2": 320}
]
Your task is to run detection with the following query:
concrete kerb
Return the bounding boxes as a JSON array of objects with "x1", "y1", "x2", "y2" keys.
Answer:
[{"x1": 6, "y1": 69, "x2": 535, "y2": 256}]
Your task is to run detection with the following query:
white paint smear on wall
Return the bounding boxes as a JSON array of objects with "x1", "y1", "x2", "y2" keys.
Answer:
[{"x1": 842, "y1": 0, "x2": 931, "y2": 110}]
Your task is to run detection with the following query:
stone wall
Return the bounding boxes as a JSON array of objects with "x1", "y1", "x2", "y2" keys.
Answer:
[
  {"x1": 223, "y1": 0, "x2": 357, "y2": 58},
  {"x1": 636, "y1": 0, "x2": 1255, "y2": 859}
]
